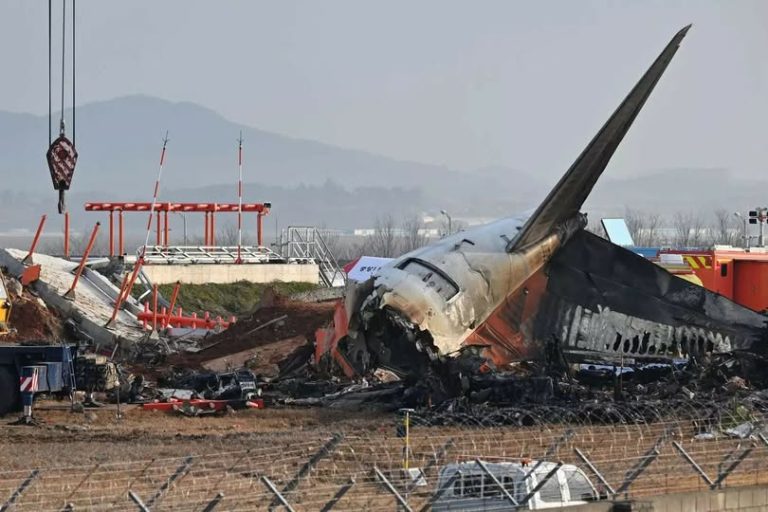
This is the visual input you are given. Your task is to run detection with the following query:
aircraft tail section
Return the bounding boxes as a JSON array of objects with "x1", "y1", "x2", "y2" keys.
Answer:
[{"x1": 509, "y1": 25, "x2": 691, "y2": 252}]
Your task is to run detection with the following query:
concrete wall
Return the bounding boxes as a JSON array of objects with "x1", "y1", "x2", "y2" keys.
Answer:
[
  {"x1": 141, "y1": 263, "x2": 320, "y2": 285},
  {"x1": 556, "y1": 485, "x2": 768, "y2": 511}
]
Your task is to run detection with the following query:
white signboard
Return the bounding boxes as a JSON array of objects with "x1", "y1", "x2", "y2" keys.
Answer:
[{"x1": 346, "y1": 256, "x2": 393, "y2": 282}]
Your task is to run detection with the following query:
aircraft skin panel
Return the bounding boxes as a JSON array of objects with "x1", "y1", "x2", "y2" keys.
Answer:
[
  {"x1": 463, "y1": 269, "x2": 549, "y2": 365},
  {"x1": 535, "y1": 231, "x2": 768, "y2": 361},
  {"x1": 456, "y1": 231, "x2": 767, "y2": 370}
]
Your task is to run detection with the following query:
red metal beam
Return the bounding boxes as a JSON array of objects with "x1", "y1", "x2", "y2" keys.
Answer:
[
  {"x1": 63, "y1": 222, "x2": 101, "y2": 301},
  {"x1": 85, "y1": 202, "x2": 270, "y2": 213},
  {"x1": 63, "y1": 212, "x2": 70, "y2": 260},
  {"x1": 163, "y1": 209, "x2": 169, "y2": 247},
  {"x1": 210, "y1": 206, "x2": 216, "y2": 246},
  {"x1": 257, "y1": 212, "x2": 264, "y2": 247},
  {"x1": 118, "y1": 210, "x2": 124, "y2": 255},
  {"x1": 108, "y1": 211, "x2": 114, "y2": 257},
  {"x1": 155, "y1": 211, "x2": 161, "y2": 245},
  {"x1": 204, "y1": 212, "x2": 210, "y2": 246},
  {"x1": 22, "y1": 215, "x2": 47, "y2": 265}
]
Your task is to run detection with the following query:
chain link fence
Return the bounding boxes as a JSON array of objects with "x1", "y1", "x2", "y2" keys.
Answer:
[{"x1": 1, "y1": 399, "x2": 767, "y2": 511}]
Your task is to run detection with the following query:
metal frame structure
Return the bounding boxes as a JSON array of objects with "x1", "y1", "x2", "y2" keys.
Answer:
[
  {"x1": 84, "y1": 202, "x2": 271, "y2": 256},
  {"x1": 140, "y1": 245, "x2": 286, "y2": 265},
  {"x1": 278, "y1": 226, "x2": 345, "y2": 287}
]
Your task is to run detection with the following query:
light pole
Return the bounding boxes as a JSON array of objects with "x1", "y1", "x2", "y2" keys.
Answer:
[
  {"x1": 734, "y1": 212, "x2": 748, "y2": 249},
  {"x1": 174, "y1": 212, "x2": 188, "y2": 245},
  {"x1": 440, "y1": 209, "x2": 452, "y2": 236}
]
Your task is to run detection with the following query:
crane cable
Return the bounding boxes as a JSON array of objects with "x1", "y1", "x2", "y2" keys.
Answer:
[
  {"x1": 48, "y1": 0, "x2": 51, "y2": 146},
  {"x1": 48, "y1": 0, "x2": 75, "y2": 139},
  {"x1": 46, "y1": 0, "x2": 78, "y2": 214}
]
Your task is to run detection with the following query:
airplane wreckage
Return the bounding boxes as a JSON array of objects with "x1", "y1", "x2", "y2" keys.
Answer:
[{"x1": 317, "y1": 25, "x2": 768, "y2": 393}]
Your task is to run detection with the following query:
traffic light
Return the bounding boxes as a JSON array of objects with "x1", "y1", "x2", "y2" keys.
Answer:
[{"x1": 748, "y1": 208, "x2": 767, "y2": 225}]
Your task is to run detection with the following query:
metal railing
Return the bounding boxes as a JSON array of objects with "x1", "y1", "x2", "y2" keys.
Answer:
[
  {"x1": 141, "y1": 245, "x2": 287, "y2": 265},
  {"x1": 279, "y1": 227, "x2": 346, "y2": 287}
]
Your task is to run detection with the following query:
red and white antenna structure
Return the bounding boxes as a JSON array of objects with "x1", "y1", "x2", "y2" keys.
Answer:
[
  {"x1": 106, "y1": 132, "x2": 168, "y2": 330},
  {"x1": 142, "y1": 132, "x2": 169, "y2": 259},
  {"x1": 236, "y1": 131, "x2": 244, "y2": 264}
]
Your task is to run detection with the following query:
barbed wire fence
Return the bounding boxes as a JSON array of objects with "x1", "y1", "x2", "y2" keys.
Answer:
[{"x1": 1, "y1": 399, "x2": 768, "y2": 511}]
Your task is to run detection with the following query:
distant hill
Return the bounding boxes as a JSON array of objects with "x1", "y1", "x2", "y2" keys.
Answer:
[
  {"x1": 0, "y1": 95, "x2": 544, "y2": 231},
  {"x1": 1, "y1": 96, "x2": 765, "y2": 235}
]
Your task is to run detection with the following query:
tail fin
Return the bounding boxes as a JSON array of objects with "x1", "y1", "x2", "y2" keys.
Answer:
[{"x1": 508, "y1": 25, "x2": 691, "y2": 251}]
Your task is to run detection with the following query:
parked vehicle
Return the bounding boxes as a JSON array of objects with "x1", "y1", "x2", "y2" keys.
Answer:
[
  {"x1": 433, "y1": 460, "x2": 598, "y2": 511},
  {"x1": 0, "y1": 344, "x2": 77, "y2": 416}
]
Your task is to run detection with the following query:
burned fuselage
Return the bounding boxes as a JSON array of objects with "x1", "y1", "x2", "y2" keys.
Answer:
[
  {"x1": 349, "y1": 214, "x2": 585, "y2": 372},
  {"x1": 337, "y1": 25, "x2": 768, "y2": 379},
  {"x1": 348, "y1": 217, "x2": 768, "y2": 378}
]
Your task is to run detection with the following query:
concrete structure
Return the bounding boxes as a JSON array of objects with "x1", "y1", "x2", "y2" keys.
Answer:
[
  {"x1": 556, "y1": 484, "x2": 768, "y2": 511},
  {"x1": 0, "y1": 249, "x2": 144, "y2": 348},
  {"x1": 141, "y1": 262, "x2": 320, "y2": 285}
]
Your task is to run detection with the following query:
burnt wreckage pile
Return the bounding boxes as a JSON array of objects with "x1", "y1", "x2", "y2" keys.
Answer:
[{"x1": 290, "y1": 24, "x2": 768, "y2": 417}]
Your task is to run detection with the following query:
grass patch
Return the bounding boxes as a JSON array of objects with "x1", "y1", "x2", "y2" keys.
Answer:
[{"x1": 131, "y1": 281, "x2": 318, "y2": 318}]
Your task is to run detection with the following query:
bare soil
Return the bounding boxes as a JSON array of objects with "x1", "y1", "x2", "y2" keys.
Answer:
[
  {"x1": 0, "y1": 291, "x2": 65, "y2": 343},
  {"x1": 0, "y1": 402, "x2": 390, "y2": 468},
  {"x1": 167, "y1": 293, "x2": 335, "y2": 371}
]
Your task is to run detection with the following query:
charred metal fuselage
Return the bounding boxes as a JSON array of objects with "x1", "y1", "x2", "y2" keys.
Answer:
[{"x1": 339, "y1": 26, "x2": 768, "y2": 377}]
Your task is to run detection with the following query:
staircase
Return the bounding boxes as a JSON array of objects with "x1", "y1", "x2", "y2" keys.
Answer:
[{"x1": 279, "y1": 227, "x2": 346, "y2": 287}]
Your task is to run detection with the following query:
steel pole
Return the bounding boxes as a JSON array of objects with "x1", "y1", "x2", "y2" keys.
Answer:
[
  {"x1": 108, "y1": 211, "x2": 114, "y2": 257},
  {"x1": 236, "y1": 133, "x2": 243, "y2": 263},
  {"x1": 118, "y1": 210, "x2": 124, "y2": 255},
  {"x1": 63, "y1": 222, "x2": 100, "y2": 300},
  {"x1": 257, "y1": 212, "x2": 264, "y2": 247},
  {"x1": 22, "y1": 215, "x2": 47, "y2": 265},
  {"x1": 64, "y1": 211, "x2": 70, "y2": 259}
]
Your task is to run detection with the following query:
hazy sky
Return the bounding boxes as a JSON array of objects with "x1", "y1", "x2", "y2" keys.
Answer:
[{"x1": 2, "y1": 1, "x2": 767, "y2": 180}]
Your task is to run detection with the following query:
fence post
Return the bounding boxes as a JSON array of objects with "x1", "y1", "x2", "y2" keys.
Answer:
[
  {"x1": 406, "y1": 439, "x2": 454, "y2": 493},
  {"x1": 518, "y1": 462, "x2": 562, "y2": 507},
  {"x1": 268, "y1": 433, "x2": 344, "y2": 511},
  {"x1": 65, "y1": 463, "x2": 102, "y2": 502},
  {"x1": 1, "y1": 469, "x2": 40, "y2": 511},
  {"x1": 418, "y1": 471, "x2": 460, "y2": 512},
  {"x1": 523, "y1": 429, "x2": 574, "y2": 481},
  {"x1": 201, "y1": 492, "x2": 224, "y2": 512},
  {"x1": 319, "y1": 478, "x2": 355, "y2": 512},
  {"x1": 672, "y1": 441, "x2": 714, "y2": 487},
  {"x1": 127, "y1": 490, "x2": 150, "y2": 512},
  {"x1": 145, "y1": 455, "x2": 193, "y2": 508},
  {"x1": 474, "y1": 459, "x2": 518, "y2": 506},
  {"x1": 260, "y1": 476, "x2": 296, "y2": 512},
  {"x1": 574, "y1": 447, "x2": 616, "y2": 496},
  {"x1": 373, "y1": 467, "x2": 413, "y2": 512},
  {"x1": 711, "y1": 447, "x2": 753, "y2": 489},
  {"x1": 616, "y1": 427, "x2": 674, "y2": 495}
]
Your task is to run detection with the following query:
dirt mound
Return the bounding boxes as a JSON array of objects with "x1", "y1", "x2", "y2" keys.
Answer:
[
  {"x1": 169, "y1": 293, "x2": 336, "y2": 371},
  {"x1": 2, "y1": 295, "x2": 65, "y2": 342}
]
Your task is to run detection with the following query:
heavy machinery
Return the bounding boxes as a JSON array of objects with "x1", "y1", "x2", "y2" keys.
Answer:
[
  {"x1": 0, "y1": 345, "x2": 76, "y2": 417},
  {"x1": 0, "y1": 276, "x2": 11, "y2": 334},
  {"x1": 0, "y1": 344, "x2": 121, "y2": 419}
]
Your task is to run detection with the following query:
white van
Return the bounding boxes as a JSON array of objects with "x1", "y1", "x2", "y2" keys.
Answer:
[{"x1": 432, "y1": 460, "x2": 598, "y2": 510}]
